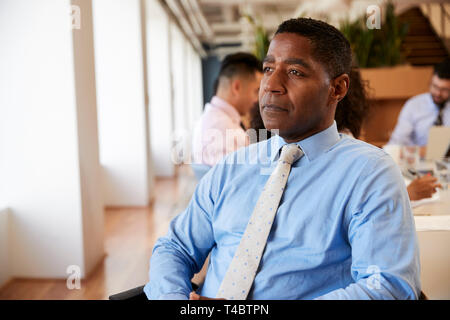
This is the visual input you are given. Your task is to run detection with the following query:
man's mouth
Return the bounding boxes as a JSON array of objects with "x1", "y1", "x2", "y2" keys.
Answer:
[
  {"x1": 432, "y1": 96, "x2": 445, "y2": 105},
  {"x1": 263, "y1": 104, "x2": 288, "y2": 112}
]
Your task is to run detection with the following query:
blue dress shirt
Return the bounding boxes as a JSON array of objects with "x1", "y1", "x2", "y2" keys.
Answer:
[
  {"x1": 389, "y1": 93, "x2": 450, "y2": 146},
  {"x1": 144, "y1": 122, "x2": 421, "y2": 300}
]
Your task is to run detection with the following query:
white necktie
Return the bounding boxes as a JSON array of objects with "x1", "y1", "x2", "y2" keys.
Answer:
[{"x1": 216, "y1": 144, "x2": 304, "y2": 300}]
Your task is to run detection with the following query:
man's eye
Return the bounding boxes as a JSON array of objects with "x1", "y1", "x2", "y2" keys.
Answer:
[
  {"x1": 289, "y1": 69, "x2": 303, "y2": 77},
  {"x1": 263, "y1": 67, "x2": 272, "y2": 73}
]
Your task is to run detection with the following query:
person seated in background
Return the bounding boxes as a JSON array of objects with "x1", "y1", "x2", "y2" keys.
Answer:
[
  {"x1": 388, "y1": 58, "x2": 450, "y2": 146},
  {"x1": 249, "y1": 67, "x2": 442, "y2": 201},
  {"x1": 192, "y1": 53, "x2": 263, "y2": 166},
  {"x1": 145, "y1": 18, "x2": 420, "y2": 300}
]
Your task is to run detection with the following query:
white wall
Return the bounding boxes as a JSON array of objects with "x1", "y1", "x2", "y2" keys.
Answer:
[
  {"x1": 0, "y1": 0, "x2": 103, "y2": 278},
  {"x1": 145, "y1": 0, "x2": 175, "y2": 177},
  {"x1": 72, "y1": 0, "x2": 105, "y2": 276},
  {"x1": 170, "y1": 22, "x2": 204, "y2": 165},
  {"x1": 189, "y1": 43, "x2": 204, "y2": 127},
  {"x1": 0, "y1": 0, "x2": 83, "y2": 278},
  {"x1": 93, "y1": 0, "x2": 152, "y2": 205},
  {"x1": 171, "y1": 22, "x2": 188, "y2": 135}
]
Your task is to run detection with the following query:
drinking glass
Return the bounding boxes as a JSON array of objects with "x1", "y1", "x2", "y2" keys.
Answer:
[{"x1": 400, "y1": 145, "x2": 420, "y2": 170}]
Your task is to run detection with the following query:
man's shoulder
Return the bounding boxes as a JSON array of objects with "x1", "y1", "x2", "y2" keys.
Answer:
[
  {"x1": 200, "y1": 105, "x2": 227, "y2": 121},
  {"x1": 224, "y1": 135, "x2": 390, "y2": 167},
  {"x1": 404, "y1": 93, "x2": 431, "y2": 109},
  {"x1": 221, "y1": 135, "x2": 388, "y2": 163},
  {"x1": 333, "y1": 135, "x2": 392, "y2": 168},
  {"x1": 193, "y1": 108, "x2": 234, "y2": 143}
]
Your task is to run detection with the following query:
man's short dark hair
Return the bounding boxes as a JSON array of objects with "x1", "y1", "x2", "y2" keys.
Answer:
[
  {"x1": 275, "y1": 18, "x2": 352, "y2": 79},
  {"x1": 214, "y1": 52, "x2": 262, "y2": 93},
  {"x1": 434, "y1": 58, "x2": 450, "y2": 79},
  {"x1": 219, "y1": 52, "x2": 262, "y2": 79}
]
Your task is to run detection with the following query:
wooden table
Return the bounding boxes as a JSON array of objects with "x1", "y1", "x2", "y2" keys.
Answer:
[{"x1": 413, "y1": 188, "x2": 450, "y2": 216}]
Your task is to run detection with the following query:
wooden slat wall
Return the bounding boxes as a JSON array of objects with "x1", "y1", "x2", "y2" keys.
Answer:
[{"x1": 399, "y1": 7, "x2": 449, "y2": 66}]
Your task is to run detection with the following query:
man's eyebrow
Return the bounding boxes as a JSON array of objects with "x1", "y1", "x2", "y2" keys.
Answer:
[
  {"x1": 262, "y1": 56, "x2": 311, "y2": 70},
  {"x1": 284, "y1": 58, "x2": 311, "y2": 69},
  {"x1": 262, "y1": 55, "x2": 275, "y2": 64}
]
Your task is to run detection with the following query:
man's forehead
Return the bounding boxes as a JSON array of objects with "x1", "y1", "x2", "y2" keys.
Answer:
[
  {"x1": 265, "y1": 34, "x2": 313, "y2": 64},
  {"x1": 432, "y1": 74, "x2": 450, "y2": 87},
  {"x1": 269, "y1": 33, "x2": 310, "y2": 49}
]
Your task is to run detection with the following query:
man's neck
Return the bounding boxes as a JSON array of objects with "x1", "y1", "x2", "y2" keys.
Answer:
[
  {"x1": 215, "y1": 92, "x2": 241, "y2": 115},
  {"x1": 281, "y1": 120, "x2": 335, "y2": 143}
]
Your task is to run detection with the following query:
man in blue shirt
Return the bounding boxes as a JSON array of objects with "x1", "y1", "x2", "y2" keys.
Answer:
[
  {"x1": 389, "y1": 58, "x2": 450, "y2": 146},
  {"x1": 144, "y1": 18, "x2": 421, "y2": 300}
]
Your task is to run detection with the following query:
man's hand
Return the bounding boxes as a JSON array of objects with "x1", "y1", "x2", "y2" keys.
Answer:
[
  {"x1": 407, "y1": 175, "x2": 442, "y2": 201},
  {"x1": 189, "y1": 292, "x2": 226, "y2": 300}
]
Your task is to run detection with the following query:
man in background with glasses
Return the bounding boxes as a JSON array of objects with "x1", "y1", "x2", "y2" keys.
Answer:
[{"x1": 389, "y1": 58, "x2": 450, "y2": 147}]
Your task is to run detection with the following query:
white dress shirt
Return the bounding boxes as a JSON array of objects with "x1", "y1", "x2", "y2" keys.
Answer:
[{"x1": 192, "y1": 96, "x2": 249, "y2": 166}]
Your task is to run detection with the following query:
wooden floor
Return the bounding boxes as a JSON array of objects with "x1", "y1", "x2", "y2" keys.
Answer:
[{"x1": 0, "y1": 170, "x2": 197, "y2": 300}]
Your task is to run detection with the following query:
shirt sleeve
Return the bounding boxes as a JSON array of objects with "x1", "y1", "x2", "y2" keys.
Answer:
[
  {"x1": 388, "y1": 100, "x2": 416, "y2": 146},
  {"x1": 143, "y1": 165, "x2": 219, "y2": 300},
  {"x1": 315, "y1": 154, "x2": 421, "y2": 300}
]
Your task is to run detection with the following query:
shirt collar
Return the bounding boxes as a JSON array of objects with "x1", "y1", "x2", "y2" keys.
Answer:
[
  {"x1": 210, "y1": 96, "x2": 241, "y2": 124},
  {"x1": 270, "y1": 121, "x2": 340, "y2": 163}
]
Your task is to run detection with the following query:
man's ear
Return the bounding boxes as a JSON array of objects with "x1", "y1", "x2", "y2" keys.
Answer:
[
  {"x1": 329, "y1": 73, "x2": 349, "y2": 104},
  {"x1": 231, "y1": 78, "x2": 241, "y2": 96}
]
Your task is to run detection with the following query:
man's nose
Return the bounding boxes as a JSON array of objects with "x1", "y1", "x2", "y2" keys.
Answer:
[{"x1": 263, "y1": 70, "x2": 286, "y2": 94}]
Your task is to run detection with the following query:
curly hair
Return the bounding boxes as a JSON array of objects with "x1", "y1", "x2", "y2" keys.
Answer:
[
  {"x1": 249, "y1": 102, "x2": 272, "y2": 142},
  {"x1": 335, "y1": 67, "x2": 371, "y2": 139}
]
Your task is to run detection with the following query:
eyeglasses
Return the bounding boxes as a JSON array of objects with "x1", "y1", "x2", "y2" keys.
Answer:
[{"x1": 430, "y1": 83, "x2": 450, "y2": 95}]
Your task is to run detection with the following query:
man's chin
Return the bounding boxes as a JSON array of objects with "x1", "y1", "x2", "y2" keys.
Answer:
[
  {"x1": 263, "y1": 122, "x2": 284, "y2": 135},
  {"x1": 267, "y1": 128, "x2": 281, "y2": 136},
  {"x1": 432, "y1": 96, "x2": 446, "y2": 105}
]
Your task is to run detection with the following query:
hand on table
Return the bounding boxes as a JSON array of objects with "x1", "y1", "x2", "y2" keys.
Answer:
[{"x1": 407, "y1": 175, "x2": 442, "y2": 201}]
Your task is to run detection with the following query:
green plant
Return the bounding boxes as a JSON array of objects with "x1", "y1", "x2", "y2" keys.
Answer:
[
  {"x1": 340, "y1": 18, "x2": 375, "y2": 68},
  {"x1": 339, "y1": 1, "x2": 409, "y2": 68},
  {"x1": 243, "y1": 14, "x2": 270, "y2": 61}
]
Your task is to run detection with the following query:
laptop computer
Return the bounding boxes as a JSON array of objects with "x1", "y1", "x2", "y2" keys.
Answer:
[{"x1": 426, "y1": 126, "x2": 450, "y2": 160}]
